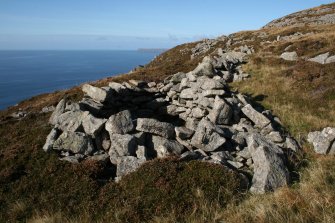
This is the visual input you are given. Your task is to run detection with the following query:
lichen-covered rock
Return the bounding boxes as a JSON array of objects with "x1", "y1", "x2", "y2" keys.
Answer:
[
  {"x1": 49, "y1": 99, "x2": 66, "y2": 125},
  {"x1": 109, "y1": 134, "x2": 137, "y2": 164},
  {"x1": 81, "y1": 112, "x2": 106, "y2": 136},
  {"x1": 208, "y1": 97, "x2": 233, "y2": 125},
  {"x1": 43, "y1": 128, "x2": 59, "y2": 152},
  {"x1": 105, "y1": 110, "x2": 134, "y2": 134},
  {"x1": 247, "y1": 134, "x2": 290, "y2": 194},
  {"x1": 136, "y1": 118, "x2": 175, "y2": 139},
  {"x1": 82, "y1": 84, "x2": 112, "y2": 103},
  {"x1": 241, "y1": 104, "x2": 271, "y2": 128},
  {"x1": 115, "y1": 156, "x2": 146, "y2": 181},
  {"x1": 53, "y1": 131, "x2": 94, "y2": 155},
  {"x1": 280, "y1": 51, "x2": 298, "y2": 61},
  {"x1": 307, "y1": 127, "x2": 335, "y2": 155}
]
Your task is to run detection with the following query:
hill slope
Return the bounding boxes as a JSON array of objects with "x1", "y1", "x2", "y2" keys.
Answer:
[{"x1": 0, "y1": 3, "x2": 335, "y2": 222}]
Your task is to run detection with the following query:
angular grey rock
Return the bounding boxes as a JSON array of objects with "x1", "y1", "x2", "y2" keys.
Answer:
[
  {"x1": 136, "y1": 118, "x2": 175, "y2": 139},
  {"x1": 190, "y1": 61, "x2": 215, "y2": 77},
  {"x1": 171, "y1": 72, "x2": 186, "y2": 83},
  {"x1": 267, "y1": 131, "x2": 284, "y2": 143},
  {"x1": 180, "y1": 88, "x2": 197, "y2": 100},
  {"x1": 129, "y1": 79, "x2": 147, "y2": 88},
  {"x1": 247, "y1": 134, "x2": 290, "y2": 194},
  {"x1": 108, "y1": 82, "x2": 126, "y2": 93},
  {"x1": 191, "y1": 119, "x2": 226, "y2": 152},
  {"x1": 43, "y1": 128, "x2": 59, "y2": 152},
  {"x1": 280, "y1": 51, "x2": 298, "y2": 61},
  {"x1": 241, "y1": 104, "x2": 271, "y2": 128},
  {"x1": 49, "y1": 99, "x2": 66, "y2": 125},
  {"x1": 208, "y1": 97, "x2": 233, "y2": 125},
  {"x1": 325, "y1": 55, "x2": 335, "y2": 64},
  {"x1": 105, "y1": 110, "x2": 134, "y2": 134},
  {"x1": 82, "y1": 84, "x2": 111, "y2": 103},
  {"x1": 56, "y1": 111, "x2": 83, "y2": 132},
  {"x1": 116, "y1": 156, "x2": 146, "y2": 180},
  {"x1": 227, "y1": 160, "x2": 244, "y2": 169},
  {"x1": 191, "y1": 107, "x2": 207, "y2": 119},
  {"x1": 175, "y1": 127, "x2": 194, "y2": 140},
  {"x1": 41, "y1": 106, "x2": 55, "y2": 113},
  {"x1": 307, "y1": 127, "x2": 335, "y2": 155},
  {"x1": 308, "y1": 52, "x2": 329, "y2": 64},
  {"x1": 136, "y1": 146, "x2": 148, "y2": 160},
  {"x1": 108, "y1": 134, "x2": 137, "y2": 164},
  {"x1": 202, "y1": 89, "x2": 225, "y2": 97},
  {"x1": 150, "y1": 135, "x2": 184, "y2": 157},
  {"x1": 81, "y1": 112, "x2": 106, "y2": 135},
  {"x1": 200, "y1": 78, "x2": 224, "y2": 90},
  {"x1": 185, "y1": 117, "x2": 199, "y2": 131},
  {"x1": 53, "y1": 131, "x2": 94, "y2": 155}
]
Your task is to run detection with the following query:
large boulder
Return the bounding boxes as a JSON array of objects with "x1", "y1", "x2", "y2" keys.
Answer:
[
  {"x1": 82, "y1": 84, "x2": 112, "y2": 103},
  {"x1": 105, "y1": 110, "x2": 134, "y2": 134},
  {"x1": 241, "y1": 104, "x2": 271, "y2": 128},
  {"x1": 208, "y1": 96, "x2": 233, "y2": 125},
  {"x1": 247, "y1": 134, "x2": 290, "y2": 194},
  {"x1": 81, "y1": 112, "x2": 106, "y2": 136},
  {"x1": 190, "y1": 61, "x2": 215, "y2": 77},
  {"x1": 108, "y1": 134, "x2": 137, "y2": 164},
  {"x1": 53, "y1": 131, "x2": 94, "y2": 155},
  {"x1": 190, "y1": 119, "x2": 226, "y2": 152},
  {"x1": 307, "y1": 127, "x2": 335, "y2": 155},
  {"x1": 55, "y1": 111, "x2": 83, "y2": 132},
  {"x1": 136, "y1": 118, "x2": 175, "y2": 139}
]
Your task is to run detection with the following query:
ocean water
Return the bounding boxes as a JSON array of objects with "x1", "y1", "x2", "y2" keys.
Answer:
[{"x1": 0, "y1": 50, "x2": 160, "y2": 110}]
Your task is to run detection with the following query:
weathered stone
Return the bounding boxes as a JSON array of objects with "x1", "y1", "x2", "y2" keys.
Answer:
[
  {"x1": 147, "y1": 82, "x2": 156, "y2": 88},
  {"x1": 191, "y1": 119, "x2": 226, "y2": 152},
  {"x1": 180, "y1": 88, "x2": 197, "y2": 100},
  {"x1": 308, "y1": 52, "x2": 329, "y2": 64},
  {"x1": 108, "y1": 82, "x2": 126, "y2": 93},
  {"x1": 185, "y1": 117, "x2": 199, "y2": 131},
  {"x1": 307, "y1": 127, "x2": 335, "y2": 155},
  {"x1": 190, "y1": 61, "x2": 215, "y2": 77},
  {"x1": 280, "y1": 51, "x2": 298, "y2": 61},
  {"x1": 171, "y1": 72, "x2": 186, "y2": 83},
  {"x1": 43, "y1": 128, "x2": 59, "y2": 152},
  {"x1": 116, "y1": 156, "x2": 146, "y2": 180},
  {"x1": 105, "y1": 110, "x2": 134, "y2": 134},
  {"x1": 208, "y1": 97, "x2": 233, "y2": 125},
  {"x1": 136, "y1": 118, "x2": 175, "y2": 139},
  {"x1": 267, "y1": 131, "x2": 284, "y2": 143},
  {"x1": 242, "y1": 104, "x2": 271, "y2": 128},
  {"x1": 129, "y1": 79, "x2": 147, "y2": 88},
  {"x1": 49, "y1": 99, "x2": 66, "y2": 125},
  {"x1": 201, "y1": 78, "x2": 224, "y2": 90},
  {"x1": 81, "y1": 112, "x2": 106, "y2": 135},
  {"x1": 41, "y1": 106, "x2": 55, "y2": 113},
  {"x1": 247, "y1": 134, "x2": 290, "y2": 194},
  {"x1": 202, "y1": 90, "x2": 225, "y2": 97},
  {"x1": 82, "y1": 84, "x2": 111, "y2": 103},
  {"x1": 191, "y1": 107, "x2": 207, "y2": 119},
  {"x1": 155, "y1": 136, "x2": 184, "y2": 157},
  {"x1": 53, "y1": 131, "x2": 94, "y2": 155},
  {"x1": 87, "y1": 153, "x2": 110, "y2": 163},
  {"x1": 175, "y1": 127, "x2": 194, "y2": 140},
  {"x1": 136, "y1": 146, "x2": 148, "y2": 160},
  {"x1": 56, "y1": 111, "x2": 83, "y2": 132},
  {"x1": 227, "y1": 160, "x2": 244, "y2": 169},
  {"x1": 109, "y1": 134, "x2": 137, "y2": 164},
  {"x1": 325, "y1": 55, "x2": 335, "y2": 64}
]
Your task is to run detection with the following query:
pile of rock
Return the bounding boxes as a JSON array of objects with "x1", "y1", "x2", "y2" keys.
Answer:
[{"x1": 43, "y1": 53, "x2": 299, "y2": 193}]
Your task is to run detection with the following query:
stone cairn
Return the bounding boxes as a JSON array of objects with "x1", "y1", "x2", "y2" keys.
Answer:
[{"x1": 43, "y1": 49, "x2": 299, "y2": 193}]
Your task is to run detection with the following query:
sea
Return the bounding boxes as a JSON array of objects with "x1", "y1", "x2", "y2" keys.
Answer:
[{"x1": 0, "y1": 50, "x2": 161, "y2": 110}]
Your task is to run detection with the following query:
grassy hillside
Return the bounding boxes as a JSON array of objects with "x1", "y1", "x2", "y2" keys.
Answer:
[{"x1": 1, "y1": 3, "x2": 335, "y2": 222}]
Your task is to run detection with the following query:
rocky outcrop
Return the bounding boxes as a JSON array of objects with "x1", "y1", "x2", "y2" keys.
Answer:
[
  {"x1": 43, "y1": 52, "x2": 298, "y2": 193},
  {"x1": 308, "y1": 127, "x2": 335, "y2": 155}
]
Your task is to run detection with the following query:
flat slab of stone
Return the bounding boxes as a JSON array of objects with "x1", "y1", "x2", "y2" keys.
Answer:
[
  {"x1": 82, "y1": 84, "x2": 111, "y2": 103},
  {"x1": 242, "y1": 104, "x2": 271, "y2": 128},
  {"x1": 307, "y1": 127, "x2": 335, "y2": 155},
  {"x1": 136, "y1": 118, "x2": 175, "y2": 139},
  {"x1": 280, "y1": 51, "x2": 298, "y2": 61}
]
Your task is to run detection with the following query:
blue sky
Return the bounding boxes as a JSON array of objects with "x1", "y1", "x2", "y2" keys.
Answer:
[{"x1": 0, "y1": 0, "x2": 334, "y2": 50}]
